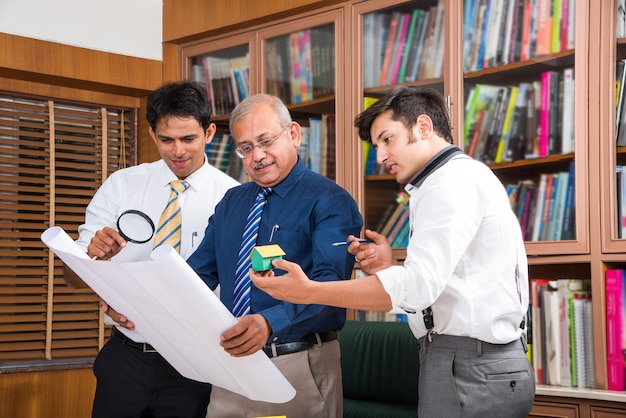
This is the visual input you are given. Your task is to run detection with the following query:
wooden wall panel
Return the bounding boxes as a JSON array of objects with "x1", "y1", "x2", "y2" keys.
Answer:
[
  {"x1": 0, "y1": 33, "x2": 162, "y2": 96},
  {"x1": 163, "y1": 0, "x2": 345, "y2": 43},
  {"x1": 0, "y1": 368, "x2": 95, "y2": 418}
]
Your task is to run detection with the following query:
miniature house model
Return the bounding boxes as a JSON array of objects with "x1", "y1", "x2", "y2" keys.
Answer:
[{"x1": 249, "y1": 244, "x2": 286, "y2": 271}]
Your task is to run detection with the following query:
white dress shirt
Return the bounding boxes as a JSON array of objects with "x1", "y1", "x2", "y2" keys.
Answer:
[
  {"x1": 376, "y1": 155, "x2": 529, "y2": 344},
  {"x1": 76, "y1": 159, "x2": 239, "y2": 342}
]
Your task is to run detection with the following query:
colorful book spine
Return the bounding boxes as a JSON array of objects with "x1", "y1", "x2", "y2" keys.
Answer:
[{"x1": 606, "y1": 269, "x2": 625, "y2": 391}]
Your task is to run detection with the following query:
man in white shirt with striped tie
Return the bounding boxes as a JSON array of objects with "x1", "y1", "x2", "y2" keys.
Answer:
[{"x1": 63, "y1": 81, "x2": 238, "y2": 418}]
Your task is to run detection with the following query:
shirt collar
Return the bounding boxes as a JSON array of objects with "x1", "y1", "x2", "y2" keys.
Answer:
[
  {"x1": 263, "y1": 156, "x2": 306, "y2": 198},
  {"x1": 159, "y1": 158, "x2": 210, "y2": 191},
  {"x1": 406, "y1": 145, "x2": 463, "y2": 189}
]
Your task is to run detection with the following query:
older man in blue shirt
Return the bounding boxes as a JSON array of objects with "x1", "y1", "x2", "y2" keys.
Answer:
[{"x1": 187, "y1": 93, "x2": 362, "y2": 417}]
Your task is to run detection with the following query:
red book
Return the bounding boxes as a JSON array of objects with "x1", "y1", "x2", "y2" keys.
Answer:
[{"x1": 606, "y1": 269, "x2": 625, "y2": 391}]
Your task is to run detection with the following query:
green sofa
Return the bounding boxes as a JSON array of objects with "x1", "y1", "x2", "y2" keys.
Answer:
[{"x1": 339, "y1": 320, "x2": 419, "y2": 418}]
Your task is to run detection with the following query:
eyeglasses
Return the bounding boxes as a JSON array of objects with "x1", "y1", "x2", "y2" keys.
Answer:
[{"x1": 235, "y1": 127, "x2": 289, "y2": 159}]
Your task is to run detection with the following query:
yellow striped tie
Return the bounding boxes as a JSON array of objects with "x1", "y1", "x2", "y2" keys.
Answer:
[{"x1": 153, "y1": 179, "x2": 189, "y2": 252}]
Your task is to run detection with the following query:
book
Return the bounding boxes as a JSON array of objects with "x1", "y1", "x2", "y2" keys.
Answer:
[
  {"x1": 557, "y1": 278, "x2": 584, "y2": 388},
  {"x1": 531, "y1": 174, "x2": 548, "y2": 241},
  {"x1": 520, "y1": 0, "x2": 533, "y2": 61},
  {"x1": 505, "y1": 82, "x2": 530, "y2": 162},
  {"x1": 561, "y1": 68, "x2": 575, "y2": 154},
  {"x1": 531, "y1": 279, "x2": 551, "y2": 384},
  {"x1": 397, "y1": 9, "x2": 420, "y2": 84},
  {"x1": 560, "y1": 160, "x2": 576, "y2": 240},
  {"x1": 405, "y1": 9, "x2": 430, "y2": 82},
  {"x1": 551, "y1": 0, "x2": 563, "y2": 53},
  {"x1": 483, "y1": 86, "x2": 510, "y2": 163},
  {"x1": 380, "y1": 193, "x2": 410, "y2": 237},
  {"x1": 388, "y1": 12, "x2": 411, "y2": 85},
  {"x1": 386, "y1": 203, "x2": 410, "y2": 245},
  {"x1": 469, "y1": 0, "x2": 488, "y2": 71},
  {"x1": 539, "y1": 71, "x2": 553, "y2": 157},
  {"x1": 463, "y1": 0, "x2": 479, "y2": 71},
  {"x1": 483, "y1": 0, "x2": 505, "y2": 68},
  {"x1": 500, "y1": 0, "x2": 517, "y2": 66},
  {"x1": 463, "y1": 84, "x2": 502, "y2": 158},
  {"x1": 549, "y1": 170, "x2": 569, "y2": 241},
  {"x1": 547, "y1": 71, "x2": 561, "y2": 155},
  {"x1": 606, "y1": 269, "x2": 625, "y2": 391},
  {"x1": 495, "y1": 85, "x2": 519, "y2": 163},
  {"x1": 542, "y1": 281, "x2": 561, "y2": 385},
  {"x1": 379, "y1": 11, "x2": 400, "y2": 85},
  {"x1": 535, "y1": 0, "x2": 552, "y2": 56}
]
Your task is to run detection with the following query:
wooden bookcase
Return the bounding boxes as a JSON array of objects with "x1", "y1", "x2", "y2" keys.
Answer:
[
  {"x1": 180, "y1": 7, "x2": 344, "y2": 183},
  {"x1": 172, "y1": 0, "x2": 626, "y2": 413}
]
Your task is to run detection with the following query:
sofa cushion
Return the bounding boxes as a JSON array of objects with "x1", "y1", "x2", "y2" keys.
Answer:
[{"x1": 339, "y1": 320, "x2": 419, "y2": 414}]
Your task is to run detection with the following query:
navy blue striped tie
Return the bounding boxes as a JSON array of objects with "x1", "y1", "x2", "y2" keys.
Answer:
[{"x1": 233, "y1": 187, "x2": 272, "y2": 317}]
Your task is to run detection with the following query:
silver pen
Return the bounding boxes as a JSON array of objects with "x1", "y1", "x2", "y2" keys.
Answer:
[{"x1": 331, "y1": 239, "x2": 374, "y2": 246}]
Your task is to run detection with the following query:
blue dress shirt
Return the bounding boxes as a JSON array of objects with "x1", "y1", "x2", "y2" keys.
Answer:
[{"x1": 187, "y1": 159, "x2": 363, "y2": 343}]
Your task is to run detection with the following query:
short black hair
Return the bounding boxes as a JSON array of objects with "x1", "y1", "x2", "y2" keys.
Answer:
[
  {"x1": 354, "y1": 86, "x2": 453, "y2": 143},
  {"x1": 146, "y1": 81, "x2": 212, "y2": 132}
]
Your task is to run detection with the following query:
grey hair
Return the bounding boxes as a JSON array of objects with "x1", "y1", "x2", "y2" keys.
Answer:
[{"x1": 229, "y1": 94, "x2": 292, "y2": 136}]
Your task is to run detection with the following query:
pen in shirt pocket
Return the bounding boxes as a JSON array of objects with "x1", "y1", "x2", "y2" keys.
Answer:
[
  {"x1": 269, "y1": 225, "x2": 279, "y2": 242},
  {"x1": 192, "y1": 231, "x2": 198, "y2": 248}
]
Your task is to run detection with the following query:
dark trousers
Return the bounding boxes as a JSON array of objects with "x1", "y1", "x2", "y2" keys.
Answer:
[
  {"x1": 92, "y1": 334, "x2": 211, "y2": 418},
  {"x1": 418, "y1": 333, "x2": 535, "y2": 418}
]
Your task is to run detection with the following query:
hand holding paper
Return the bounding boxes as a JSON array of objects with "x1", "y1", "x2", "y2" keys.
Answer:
[{"x1": 41, "y1": 226, "x2": 295, "y2": 403}]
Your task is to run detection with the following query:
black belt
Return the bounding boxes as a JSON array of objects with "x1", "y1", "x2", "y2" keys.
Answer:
[
  {"x1": 111, "y1": 327, "x2": 158, "y2": 353},
  {"x1": 262, "y1": 330, "x2": 337, "y2": 358}
]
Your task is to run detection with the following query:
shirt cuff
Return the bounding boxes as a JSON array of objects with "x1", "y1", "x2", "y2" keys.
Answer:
[{"x1": 376, "y1": 265, "x2": 418, "y2": 314}]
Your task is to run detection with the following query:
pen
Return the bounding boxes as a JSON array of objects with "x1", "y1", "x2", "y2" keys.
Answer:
[{"x1": 331, "y1": 239, "x2": 374, "y2": 246}]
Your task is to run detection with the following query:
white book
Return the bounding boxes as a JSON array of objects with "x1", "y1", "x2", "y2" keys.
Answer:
[
  {"x1": 531, "y1": 174, "x2": 548, "y2": 241},
  {"x1": 619, "y1": 0, "x2": 626, "y2": 38},
  {"x1": 556, "y1": 279, "x2": 572, "y2": 387},
  {"x1": 363, "y1": 12, "x2": 376, "y2": 88},
  {"x1": 561, "y1": 68, "x2": 575, "y2": 154},
  {"x1": 500, "y1": 0, "x2": 516, "y2": 65},
  {"x1": 484, "y1": 0, "x2": 504, "y2": 68}
]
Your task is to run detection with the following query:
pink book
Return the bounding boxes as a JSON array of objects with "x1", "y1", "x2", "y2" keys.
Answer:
[
  {"x1": 389, "y1": 13, "x2": 411, "y2": 85},
  {"x1": 606, "y1": 269, "x2": 625, "y2": 391},
  {"x1": 539, "y1": 71, "x2": 551, "y2": 157}
]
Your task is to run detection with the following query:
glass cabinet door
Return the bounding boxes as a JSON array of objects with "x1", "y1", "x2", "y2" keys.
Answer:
[
  {"x1": 462, "y1": 0, "x2": 587, "y2": 254},
  {"x1": 186, "y1": 44, "x2": 251, "y2": 118},
  {"x1": 260, "y1": 11, "x2": 341, "y2": 182},
  {"x1": 355, "y1": 0, "x2": 445, "y2": 249},
  {"x1": 181, "y1": 33, "x2": 255, "y2": 182}
]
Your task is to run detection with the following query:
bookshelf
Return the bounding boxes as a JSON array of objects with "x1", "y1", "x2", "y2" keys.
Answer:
[
  {"x1": 172, "y1": 0, "x2": 626, "y2": 413},
  {"x1": 181, "y1": 9, "x2": 341, "y2": 182}
]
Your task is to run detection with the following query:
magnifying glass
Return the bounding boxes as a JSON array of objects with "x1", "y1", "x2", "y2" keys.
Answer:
[{"x1": 116, "y1": 209, "x2": 155, "y2": 244}]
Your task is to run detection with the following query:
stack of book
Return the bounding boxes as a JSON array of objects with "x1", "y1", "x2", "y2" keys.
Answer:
[
  {"x1": 530, "y1": 278, "x2": 595, "y2": 388},
  {"x1": 505, "y1": 160, "x2": 575, "y2": 242},
  {"x1": 362, "y1": 0, "x2": 444, "y2": 89},
  {"x1": 463, "y1": 0, "x2": 575, "y2": 72},
  {"x1": 464, "y1": 68, "x2": 575, "y2": 165}
]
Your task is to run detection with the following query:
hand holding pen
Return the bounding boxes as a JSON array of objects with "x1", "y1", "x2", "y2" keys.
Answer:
[{"x1": 342, "y1": 230, "x2": 395, "y2": 275}]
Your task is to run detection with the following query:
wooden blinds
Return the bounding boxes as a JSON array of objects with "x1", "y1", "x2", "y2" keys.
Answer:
[{"x1": 0, "y1": 94, "x2": 136, "y2": 362}]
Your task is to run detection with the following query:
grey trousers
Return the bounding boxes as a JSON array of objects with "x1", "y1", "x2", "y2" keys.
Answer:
[{"x1": 417, "y1": 333, "x2": 535, "y2": 418}]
